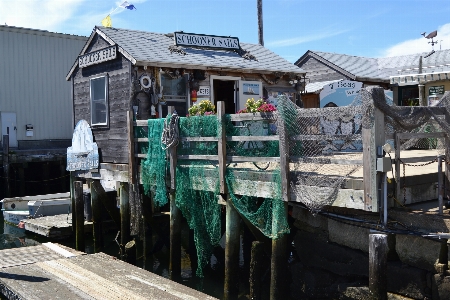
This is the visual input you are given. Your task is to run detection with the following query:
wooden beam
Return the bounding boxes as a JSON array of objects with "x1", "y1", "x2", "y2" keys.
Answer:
[
  {"x1": 167, "y1": 106, "x2": 181, "y2": 281},
  {"x1": 127, "y1": 110, "x2": 136, "y2": 184},
  {"x1": 369, "y1": 233, "x2": 388, "y2": 300},
  {"x1": 74, "y1": 181, "x2": 85, "y2": 252},
  {"x1": 217, "y1": 101, "x2": 227, "y2": 194},
  {"x1": 361, "y1": 87, "x2": 385, "y2": 212},
  {"x1": 224, "y1": 197, "x2": 241, "y2": 300}
]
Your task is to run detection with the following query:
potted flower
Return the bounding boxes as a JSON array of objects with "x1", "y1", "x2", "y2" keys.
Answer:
[
  {"x1": 237, "y1": 98, "x2": 276, "y2": 113},
  {"x1": 188, "y1": 100, "x2": 216, "y2": 116}
]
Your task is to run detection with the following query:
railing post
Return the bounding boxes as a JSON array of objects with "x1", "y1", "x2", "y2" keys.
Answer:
[
  {"x1": 270, "y1": 107, "x2": 290, "y2": 300},
  {"x1": 438, "y1": 155, "x2": 444, "y2": 215},
  {"x1": 361, "y1": 87, "x2": 385, "y2": 212},
  {"x1": 167, "y1": 106, "x2": 181, "y2": 280}
]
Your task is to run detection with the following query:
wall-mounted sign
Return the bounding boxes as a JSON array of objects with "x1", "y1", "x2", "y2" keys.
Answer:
[
  {"x1": 197, "y1": 86, "x2": 210, "y2": 96},
  {"x1": 67, "y1": 120, "x2": 99, "y2": 171},
  {"x1": 429, "y1": 85, "x2": 445, "y2": 95},
  {"x1": 174, "y1": 32, "x2": 240, "y2": 50},
  {"x1": 320, "y1": 80, "x2": 363, "y2": 107},
  {"x1": 78, "y1": 45, "x2": 117, "y2": 68},
  {"x1": 238, "y1": 81, "x2": 262, "y2": 111}
]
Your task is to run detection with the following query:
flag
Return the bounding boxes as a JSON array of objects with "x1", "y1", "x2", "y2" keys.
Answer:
[
  {"x1": 120, "y1": 1, "x2": 136, "y2": 10},
  {"x1": 101, "y1": 15, "x2": 112, "y2": 27}
]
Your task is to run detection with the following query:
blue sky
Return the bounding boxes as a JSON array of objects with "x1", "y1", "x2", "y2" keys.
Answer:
[{"x1": 1, "y1": 0, "x2": 450, "y2": 63}]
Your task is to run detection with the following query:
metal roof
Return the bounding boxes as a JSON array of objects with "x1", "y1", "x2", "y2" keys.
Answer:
[
  {"x1": 296, "y1": 49, "x2": 450, "y2": 83},
  {"x1": 67, "y1": 26, "x2": 304, "y2": 80}
]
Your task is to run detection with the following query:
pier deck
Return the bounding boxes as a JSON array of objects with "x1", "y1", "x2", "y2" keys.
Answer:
[
  {"x1": 0, "y1": 244, "x2": 216, "y2": 300},
  {"x1": 21, "y1": 214, "x2": 92, "y2": 238}
]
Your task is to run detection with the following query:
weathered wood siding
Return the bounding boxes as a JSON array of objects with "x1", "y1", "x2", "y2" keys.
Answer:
[
  {"x1": 72, "y1": 35, "x2": 130, "y2": 164},
  {"x1": 297, "y1": 56, "x2": 349, "y2": 83}
]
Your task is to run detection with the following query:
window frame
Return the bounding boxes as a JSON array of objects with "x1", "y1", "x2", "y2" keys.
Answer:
[{"x1": 89, "y1": 74, "x2": 109, "y2": 128}]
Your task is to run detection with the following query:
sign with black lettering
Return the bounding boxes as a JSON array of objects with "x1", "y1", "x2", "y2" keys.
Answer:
[
  {"x1": 67, "y1": 120, "x2": 99, "y2": 171},
  {"x1": 197, "y1": 86, "x2": 210, "y2": 96},
  {"x1": 174, "y1": 32, "x2": 240, "y2": 50},
  {"x1": 429, "y1": 85, "x2": 445, "y2": 95},
  {"x1": 78, "y1": 45, "x2": 117, "y2": 68}
]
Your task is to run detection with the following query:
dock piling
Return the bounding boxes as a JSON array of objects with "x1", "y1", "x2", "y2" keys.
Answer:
[
  {"x1": 91, "y1": 180, "x2": 103, "y2": 252},
  {"x1": 224, "y1": 197, "x2": 241, "y2": 300},
  {"x1": 249, "y1": 240, "x2": 264, "y2": 300},
  {"x1": 74, "y1": 181, "x2": 85, "y2": 252},
  {"x1": 369, "y1": 233, "x2": 388, "y2": 300},
  {"x1": 120, "y1": 182, "x2": 131, "y2": 250}
]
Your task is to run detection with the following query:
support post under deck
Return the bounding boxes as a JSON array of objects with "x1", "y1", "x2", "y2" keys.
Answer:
[{"x1": 224, "y1": 197, "x2": 241, "y2": 300}]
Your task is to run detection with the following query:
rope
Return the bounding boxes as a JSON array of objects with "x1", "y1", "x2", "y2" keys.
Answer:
[{"x1": 161, "y1": 111, "x2": 180, "y2": 150}]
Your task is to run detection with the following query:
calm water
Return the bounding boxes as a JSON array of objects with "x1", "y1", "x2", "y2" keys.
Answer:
[{"x1": 0, "y1": 213, "x2": 229, "y2": 299}]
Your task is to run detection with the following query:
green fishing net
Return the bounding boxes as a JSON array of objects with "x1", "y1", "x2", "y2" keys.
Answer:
[
  {"x1": 140, "y1": 99, "x2": 291, "y2": 276},
  {"x1": 141, "y1": 118, "x2": 169, "y2": 207}
]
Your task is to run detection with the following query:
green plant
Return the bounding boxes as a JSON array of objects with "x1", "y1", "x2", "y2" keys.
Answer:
[{"x1": 188, "y1": 100, "x2": 216, "y2": 116}]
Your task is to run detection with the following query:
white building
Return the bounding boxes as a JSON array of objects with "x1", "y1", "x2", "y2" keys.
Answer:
[{"x1": 0, "y1": 25, "x2": 87, "y2": 149}]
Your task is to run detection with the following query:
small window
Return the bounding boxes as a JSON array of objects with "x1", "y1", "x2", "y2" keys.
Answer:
[{"x1": 90, "y1": 76, "x2": 108, "y2": 126}]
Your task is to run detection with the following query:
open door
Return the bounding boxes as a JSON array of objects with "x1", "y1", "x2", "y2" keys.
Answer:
[{"x1": 1, "y1": 112, "x2": 18, "y2": 148}]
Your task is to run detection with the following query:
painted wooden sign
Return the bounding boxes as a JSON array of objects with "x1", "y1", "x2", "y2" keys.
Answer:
[
  {"x1": 67, "y1": 120, "x2": 99, "y2": 171},
  {"x1": 78, "y1": 45, "x2": 117, "y2": 68},
  {"x1": 197, "y1": 86, "x2": 210, "y2": 96},
  {"x1": 174, "y1": 32, "x2": 240, "y2": 50},
  {"x1": 429, "y1": 85, "x2": 445, "y2": 95}
]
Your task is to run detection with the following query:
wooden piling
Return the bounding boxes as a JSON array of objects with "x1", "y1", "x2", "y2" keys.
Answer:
[
  {"x1": 167, "y1": 106, "x2": 181, "y2": 281},
  {"x1": 270, "y1": 203, "x2": 289, "y2": 300},
  {"x1": 91, "y1": 181, "x2": 120, "y2": 227},
  {"x1": 74, "y1": 181, "x2": 85, "y2": 252},
  {"x1": 70, "y1": 172, "x2": 75, "y2": 232},
  {"x1": 224, "y1": 197, "x2": 241, "y2": 300},
  {"x1": 125, "y1": 239, "x2": 137, "y2": 265},
  {"x1": 2, "y1": 134, "x2": 10, "y2": 198},
  {"x1": 90, "y1": 180, "x2": 103, "y2": 253},
  {"x1": 120, "y1": 182, "x2": 131, "y2": 248},
  {"x1": 438, "y1": 155, "x2": 444, "y2": 215},
  {"x1": 270, "y1": 101, "x2": 291, "y2": 300},
  {"x1": 249, "y1": 241, "x2": 264, "y2": 300},
  {"x1": 369, "y1": 233, "x2": 388, "y2": 300}
]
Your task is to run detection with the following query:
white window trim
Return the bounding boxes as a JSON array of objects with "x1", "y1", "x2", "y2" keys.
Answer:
[{"x1": 90, "y1": 74, "x2": 109, "y2": 127}]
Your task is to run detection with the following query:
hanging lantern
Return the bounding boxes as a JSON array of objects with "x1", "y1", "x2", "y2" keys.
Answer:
[{"x1": 191, "y1": 89, "x2": 197, "y2": 102}]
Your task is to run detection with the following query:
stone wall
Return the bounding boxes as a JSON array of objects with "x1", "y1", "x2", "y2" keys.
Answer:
[{"x1": 289, "y1": 205, "x2": 450, "y2": 299}]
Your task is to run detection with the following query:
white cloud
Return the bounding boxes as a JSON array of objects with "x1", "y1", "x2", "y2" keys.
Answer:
[
  {"x1": 0, "y1": 0, "x2": 86, "y2": 32},
  {"x1": 267, "y1": 28, "x2": 349, "y2": 48},
  {"x1": 383, "y1": 23, "x2": 450, "y2": 57}
]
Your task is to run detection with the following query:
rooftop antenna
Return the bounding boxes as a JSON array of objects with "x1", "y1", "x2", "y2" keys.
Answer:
[{"x1": 421, "y1": 30, "x2": 438, "y2": 58}]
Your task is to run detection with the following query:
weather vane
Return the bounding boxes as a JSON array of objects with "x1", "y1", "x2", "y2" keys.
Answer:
[{"x1": 421, "y1": 30, "x2": 438, "y2": 58}]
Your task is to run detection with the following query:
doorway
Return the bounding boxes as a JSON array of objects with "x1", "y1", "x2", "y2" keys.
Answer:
[
  {"x1": 1, "y1": 112, "x2": 18, "y2": 148},
  {"x1": 213, "y1": 80, "x2": 236, "y2": 114}
]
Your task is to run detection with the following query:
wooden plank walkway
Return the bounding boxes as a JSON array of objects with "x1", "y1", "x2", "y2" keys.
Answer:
[
  {"x1": 0, "y1": 245, "x2": 217, "y2": 300},
  {"x1": 21, "y1": 214, "x2": 92, "y2": 238}
]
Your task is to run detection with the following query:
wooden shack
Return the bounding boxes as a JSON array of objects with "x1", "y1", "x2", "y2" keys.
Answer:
[{"x1": 66, "y1": 26, "x2": 304, "y2": 169}]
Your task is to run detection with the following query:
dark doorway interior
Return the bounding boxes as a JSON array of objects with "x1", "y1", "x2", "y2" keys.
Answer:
[{"x1": 213, "y1": 80, "x2": 236, "y2": 114}]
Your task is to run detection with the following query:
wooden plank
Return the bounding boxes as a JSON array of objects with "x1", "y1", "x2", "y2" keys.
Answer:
[
  {"x1": 291, "y1": 134, "x2": 361, "y2": 141},
  {"x1": 217, "y1": 101, "x2": 228, "y2": 194},
  {"x1": 181, "y1": 137, "x2": 218, "y2": 142},
  {"x1": 227, "y1": 135, "x2": 279, "y2": 142},
  {"x1": 127, "y1": 110, "x2": 136, "y2": 184},
  {"x1": 395, "y1": 133, "x2": 401, "y2": 205},
  {"x1": 0, "y1": 252, "x2": 217, "y2": 300},
  {"x1": 396, "y1": 132, "x2": 446, "y2": 139},
  {"x1": 362, "y1": 87, "x2": 385, "y2": 212}
]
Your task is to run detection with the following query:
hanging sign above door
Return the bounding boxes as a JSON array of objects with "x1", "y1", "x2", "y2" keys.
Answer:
[{"x1": 174, "y1": 32, "x2": 240, "y2": 50}]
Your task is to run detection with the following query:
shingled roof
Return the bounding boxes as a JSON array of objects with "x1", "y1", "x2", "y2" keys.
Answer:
[
  {"x1": 67, "y1": 26, "x2": 304, "y2": 80},
  {"x1": 295, "y1": 49, "x2": 450, "y2": 83}
]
